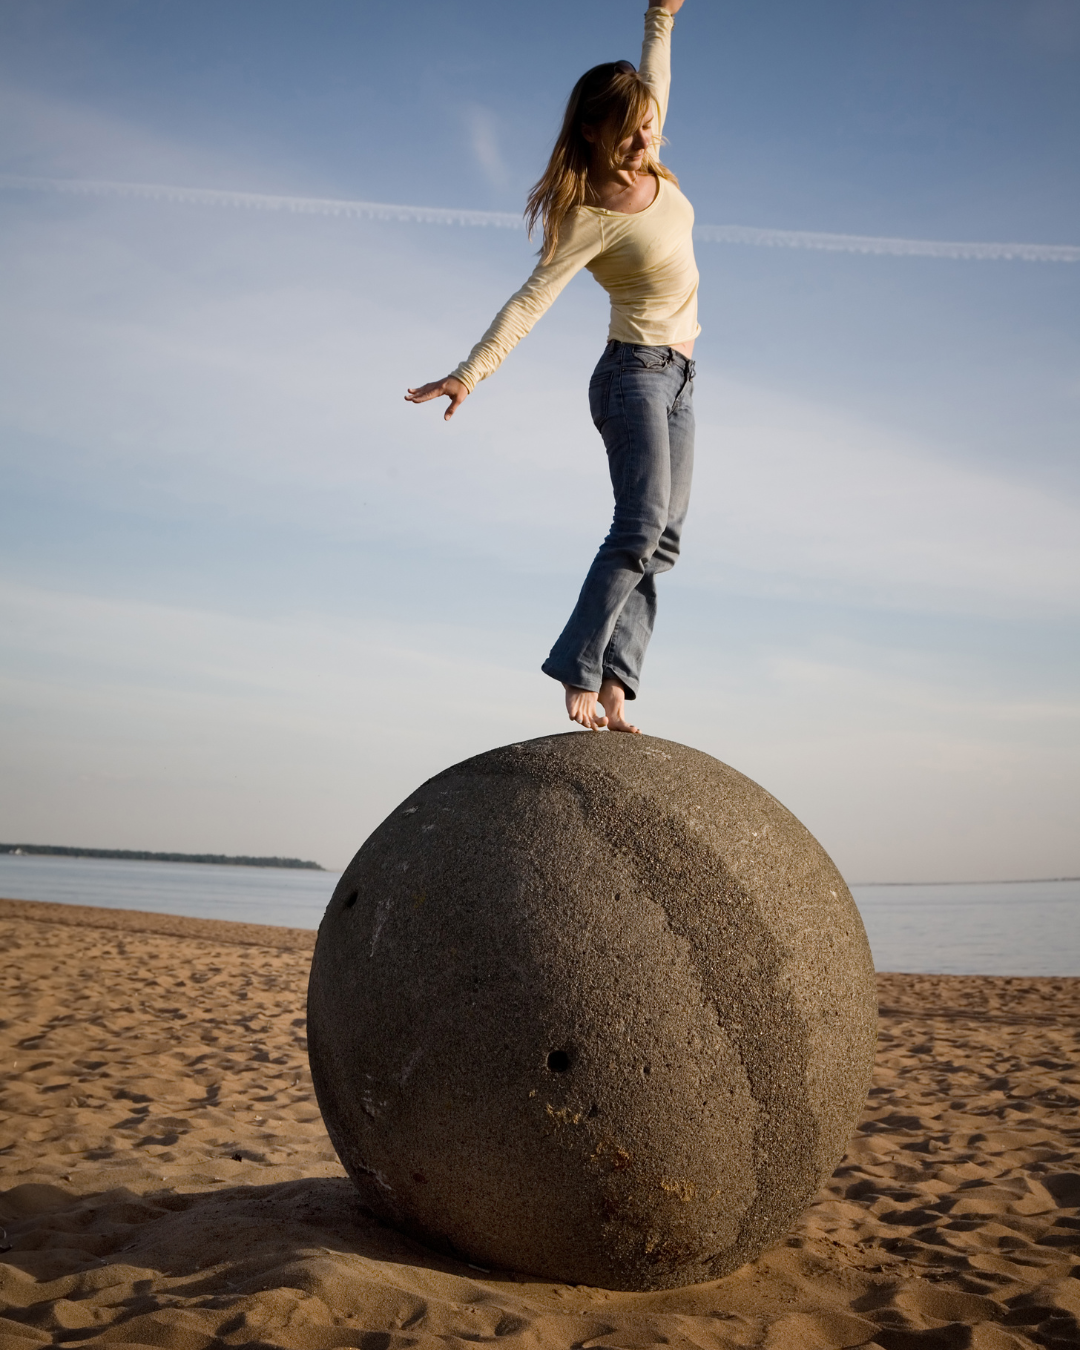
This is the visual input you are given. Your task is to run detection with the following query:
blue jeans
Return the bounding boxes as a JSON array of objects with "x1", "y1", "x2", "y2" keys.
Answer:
[{"x1": 542, "y1": 341, "x2": 696, "y2": 699}]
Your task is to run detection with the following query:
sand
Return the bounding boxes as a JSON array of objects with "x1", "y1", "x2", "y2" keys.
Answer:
[{"x1": 1, "y1": 897, "x2": 1077, "y2": 1350}]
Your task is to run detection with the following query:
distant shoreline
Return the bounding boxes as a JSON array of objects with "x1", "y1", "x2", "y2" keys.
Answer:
[{"x1": 0, "y1": 844, "x2": 324, "y2": 871}]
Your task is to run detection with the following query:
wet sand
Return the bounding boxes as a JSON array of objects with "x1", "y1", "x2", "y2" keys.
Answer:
[{"x1": 1, "y1": 896, "x2": 1077, "y2": 1349}]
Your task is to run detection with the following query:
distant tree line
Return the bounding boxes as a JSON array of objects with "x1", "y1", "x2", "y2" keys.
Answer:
[{"x1": 0, "y1": 844, "x2": 324, "y2": 870}]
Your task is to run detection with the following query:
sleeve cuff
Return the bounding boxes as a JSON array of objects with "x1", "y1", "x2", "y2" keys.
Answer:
[{"x1": 450, "y1": 367, "x2": 477, "y2": 394}]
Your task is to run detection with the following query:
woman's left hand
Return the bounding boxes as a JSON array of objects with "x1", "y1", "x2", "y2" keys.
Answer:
[{"x1": 648, "y1": 0, "x2": 686, "y2": 13}]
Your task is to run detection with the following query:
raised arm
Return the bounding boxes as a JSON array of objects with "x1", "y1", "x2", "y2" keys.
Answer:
[{"x1": 641, "y1": 1, "x2": 684, "y2": 138}]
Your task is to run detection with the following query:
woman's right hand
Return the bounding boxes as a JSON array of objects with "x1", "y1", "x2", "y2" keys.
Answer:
[{"x1": 404, "y1": 375, "x2": 469, "y2": 421}]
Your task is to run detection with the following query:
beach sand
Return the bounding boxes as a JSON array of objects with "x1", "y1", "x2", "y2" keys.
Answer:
[{"x1": 1, "y1": 896, "x2": 1077, "y2": 1349}]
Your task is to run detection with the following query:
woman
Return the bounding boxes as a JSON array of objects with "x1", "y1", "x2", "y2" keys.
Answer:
[{"x1": 407, "y1": 0, "x2": 696, "y2": 735}]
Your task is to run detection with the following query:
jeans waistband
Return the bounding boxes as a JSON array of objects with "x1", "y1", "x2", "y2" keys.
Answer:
[{"x1": 605, "y1": 339, "x2": 695, "y2": 375}]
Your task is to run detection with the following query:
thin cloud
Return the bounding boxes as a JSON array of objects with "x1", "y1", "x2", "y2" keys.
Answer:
[
  {"x1": 2, "y1": 173, "x2": 1078, "y2": 262},
  {"x1": 464, "y1": 104, "x2": 510, "y2": 190}
]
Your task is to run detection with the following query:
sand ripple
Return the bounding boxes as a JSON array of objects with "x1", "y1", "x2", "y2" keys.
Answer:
[{"x1": 1, "y1": 899, "x2": 1078, "y2": 1349}]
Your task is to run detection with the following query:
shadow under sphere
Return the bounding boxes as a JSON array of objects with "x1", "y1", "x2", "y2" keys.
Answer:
[{"x1": 307, "y1": 733, "x2": 877, "y2": 1291}]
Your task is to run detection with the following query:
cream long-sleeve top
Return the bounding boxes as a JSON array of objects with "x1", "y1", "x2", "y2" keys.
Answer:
[{"x1": 450, "y1": 7, "x2": 699, "y2": 394}]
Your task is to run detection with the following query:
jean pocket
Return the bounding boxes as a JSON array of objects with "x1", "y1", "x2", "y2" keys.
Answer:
[
  {"x1": 630, "y1": 347, "x2": 669, "y2": 371},
  {"x1": 588, "y1": 372, "x2": 612, "y2": 427}
]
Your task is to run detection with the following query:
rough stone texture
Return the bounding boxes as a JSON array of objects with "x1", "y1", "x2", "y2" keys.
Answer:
[{"x1": 307, "y1": 733, "x2": 877, "y2": 1291}]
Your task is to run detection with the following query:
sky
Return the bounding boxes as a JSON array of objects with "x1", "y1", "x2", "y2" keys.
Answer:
[{"x1": 0, "y1": 0, "x2": 1077, "y2": 880}]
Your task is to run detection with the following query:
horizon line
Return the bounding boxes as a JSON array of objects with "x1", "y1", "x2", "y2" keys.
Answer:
[
  {"x1": 850, "y1": 876, "x2": 1079, "y2": 887},
  {"x1": 2, "y1": 844, "x2": 1075, "y2": 887},
  {"x1": 2, "y1": 173, "x2": 1078, "y2": 263}
]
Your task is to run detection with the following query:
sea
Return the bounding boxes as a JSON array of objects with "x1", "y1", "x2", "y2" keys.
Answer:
[{"x1": 0, "y1": 852, "x2": 1077, "y2": 977}]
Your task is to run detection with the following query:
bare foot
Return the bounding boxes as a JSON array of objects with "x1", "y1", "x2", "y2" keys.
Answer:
[
  {"x1": 598, "y1": 678, "x2": 641, "y2": 734},
  {"x1": 564, "y1": 685, "x2": 607, "y2": 731}
]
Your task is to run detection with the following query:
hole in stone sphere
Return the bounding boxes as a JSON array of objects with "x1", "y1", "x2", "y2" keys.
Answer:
[
  {"x1": 342, "y1": 891, "x2": 358, "y2": 910},
  {"x1": 547, "y1": 1050, "x2": 572, "y2": 1073}
]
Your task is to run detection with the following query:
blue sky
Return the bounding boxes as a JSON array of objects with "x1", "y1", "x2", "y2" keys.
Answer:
[{"x1": 1, "y1": 0, "x2": 1077, "y2": 879}]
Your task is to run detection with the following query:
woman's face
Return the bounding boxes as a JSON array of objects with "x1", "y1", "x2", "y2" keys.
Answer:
[
  {"x1": 614, "y1": 110, "x2": 655, "y2": 169},
  {"x1": 584, "y1": 109, "x2": 655, "y2": 170}
]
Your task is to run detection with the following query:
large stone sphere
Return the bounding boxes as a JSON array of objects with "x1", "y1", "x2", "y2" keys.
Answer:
[{"x1": 307, "y1": 733, "x2": 876, "y2": 1291}]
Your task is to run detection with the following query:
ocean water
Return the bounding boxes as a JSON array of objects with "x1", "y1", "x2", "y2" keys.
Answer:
[
  {"x1": 0, "y1": 853, "x2": 339, "y2": 932},
  {"x1": 851, "y1": 878, "x2": 1079, "y2": 976},
  {"x1": 1, "y1": 852, "x2": 1077, "y2": 976}
]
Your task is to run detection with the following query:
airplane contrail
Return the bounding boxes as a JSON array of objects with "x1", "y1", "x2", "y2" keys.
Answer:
[
  {"x1": 2, "y1": 173, "x2": 1077, "y2": 264},
  {"x1": 692, "y1": 223, "x2": 1080, "y2": 263}
]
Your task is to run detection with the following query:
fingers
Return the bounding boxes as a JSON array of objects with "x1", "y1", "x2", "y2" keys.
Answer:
[
  {"x1": 404, "y1": 378, "x2": 469, "y2": 420},
  {"x1": 436, "y1": 377, "x2": 468, "y2": 420}
]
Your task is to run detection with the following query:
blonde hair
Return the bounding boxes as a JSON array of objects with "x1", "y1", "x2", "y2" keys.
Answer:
[{"x1": 525, "y1": 61, "x2": 678, "y2": 265}]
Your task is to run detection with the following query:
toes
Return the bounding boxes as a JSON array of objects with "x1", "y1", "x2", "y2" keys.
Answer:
[{"x1": 565, "y1": 687, "x2": 613, "y2": 731}]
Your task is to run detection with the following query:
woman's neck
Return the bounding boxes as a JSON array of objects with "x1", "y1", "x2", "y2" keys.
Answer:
[{"x1": 586, "y1": 166, "x2": 658, "y2": 214}]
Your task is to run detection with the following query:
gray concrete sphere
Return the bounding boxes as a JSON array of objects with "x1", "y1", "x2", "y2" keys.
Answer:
[{"x1": 307, "y1": 733, "x2": 876, "y2": 1291}]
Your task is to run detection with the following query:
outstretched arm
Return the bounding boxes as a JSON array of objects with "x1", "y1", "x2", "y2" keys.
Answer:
[{"x1": 405, "y1": 211, "x2": 604, "y2": 421}]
